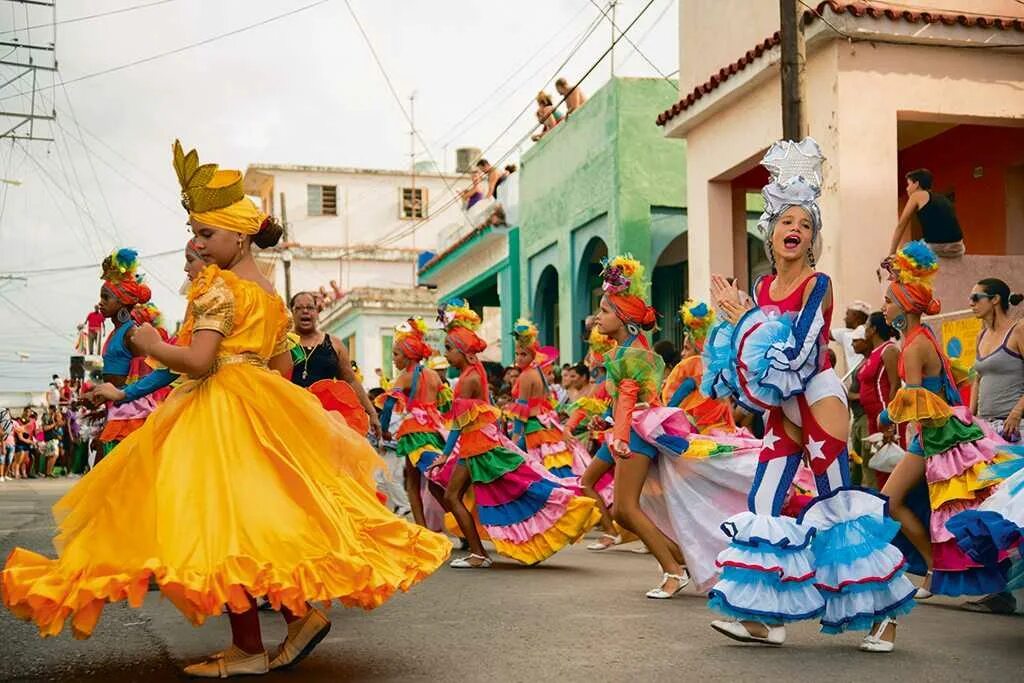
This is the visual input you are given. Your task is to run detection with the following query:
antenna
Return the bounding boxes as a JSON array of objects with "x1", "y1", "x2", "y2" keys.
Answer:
[{"x1": 1, "y1": 0, "x2": 58, "y2": 143}]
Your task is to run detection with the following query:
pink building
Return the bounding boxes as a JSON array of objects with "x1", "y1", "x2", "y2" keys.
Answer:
[{"x1": 658, "y1": 1, "x2": 1024, "y2": 316}]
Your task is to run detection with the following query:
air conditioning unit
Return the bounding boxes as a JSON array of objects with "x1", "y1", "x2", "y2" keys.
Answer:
[{"x1": 455, "y1": 147, "x2": 482, "y2": 174}]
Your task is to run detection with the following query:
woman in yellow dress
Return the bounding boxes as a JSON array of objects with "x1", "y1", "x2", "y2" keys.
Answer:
[{"x1": 2, "y1": 141, "x2": 451, "y2": 678}]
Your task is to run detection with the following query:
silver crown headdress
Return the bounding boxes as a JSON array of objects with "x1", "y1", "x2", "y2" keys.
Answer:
[{"x1": 756, "y1": 138, "x2": 825, "y2": 264}]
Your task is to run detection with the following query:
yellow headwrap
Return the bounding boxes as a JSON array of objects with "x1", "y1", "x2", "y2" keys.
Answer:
[
  {"x1": 173, "y1": 140, "x2": 267, "y2": 235},
  {"x1": 191, "y1": 197, "x2": 266, "y2": 235}
]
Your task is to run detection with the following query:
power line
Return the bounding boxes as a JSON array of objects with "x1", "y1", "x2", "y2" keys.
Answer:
[
  {"x1": 431, "y1": 0, "x2": 595, "y2": 149},
  {"x1": 616, "y1": 0, "x2": 677, "y2": 71},
  {"x1": 0, "y1": 0, "x2": 177, "y2": 36},
  {"x1": 378, "y1": 0, "x2": 659, "y2": 251},
  {"x1": 340, "y1": 0, "x2": 474, "y2": 237},
  {"x1": 587, "y1": 0, "x2": 675, "y2": 84},
  {"x1": 0, "y1": 290, "x2": 73, "y2": 341},
  {"x1": 1, "y1": 247, "x2": 181, "y2": 276},
  {"x1": 0, "y1": 0, "x2": 333, "y2": 104}
]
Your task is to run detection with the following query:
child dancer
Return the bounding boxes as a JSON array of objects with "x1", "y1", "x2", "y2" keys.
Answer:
[{"x1": 703, "y1": 138, "x2": 915, "y2": 651}]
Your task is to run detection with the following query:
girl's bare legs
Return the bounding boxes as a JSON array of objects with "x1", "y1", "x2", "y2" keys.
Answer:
[
  {"x1": 882, "y1": 447, "x2": 930, "y2": 620},
  {"x1": 444, "y1": 462, "x2": 489, "y2": 560},
  {"x1": 581, "y1": 457, "x2": 615, "y2": 534},
  {"x1": 613, "y1": 454, "x2": 685, "y2": 591},
  {"x1": 404, "y1": 460, "x2": 427, "y2": 526}
]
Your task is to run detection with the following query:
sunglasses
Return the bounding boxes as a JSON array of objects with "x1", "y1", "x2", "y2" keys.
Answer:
[{"x1": 969, "y1": 293, "x2": 994, "y2": 303}]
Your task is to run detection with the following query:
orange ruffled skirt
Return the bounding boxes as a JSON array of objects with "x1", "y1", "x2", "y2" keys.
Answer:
[{"x1": 3, "y1": 363, "x2": 452, "y2": 639}]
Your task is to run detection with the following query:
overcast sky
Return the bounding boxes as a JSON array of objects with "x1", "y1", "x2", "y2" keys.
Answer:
[{"x1": 0, "y1": 0, "x2": 678, "y2": 392}]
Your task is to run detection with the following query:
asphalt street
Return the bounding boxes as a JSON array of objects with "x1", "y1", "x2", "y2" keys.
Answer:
[{"x1": 0, "y1": 479, "x2": 1021, "y2": 682}]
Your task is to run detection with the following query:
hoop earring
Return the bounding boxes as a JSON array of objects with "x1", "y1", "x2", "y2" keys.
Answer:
[
  {"x1": 626, "y1": 322, "x2": 640, "y2": 337},
  {"x1": 115, "y1": 308, "x2": 132, "y2": 325},
  {"x1": 892, "y1": 313, "x2": 908, "y2": 333}
]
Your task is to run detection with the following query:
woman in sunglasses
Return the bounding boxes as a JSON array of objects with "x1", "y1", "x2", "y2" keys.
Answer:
[{"x1": 969, "y1": 279, "x2": 1024, "y2": 443}]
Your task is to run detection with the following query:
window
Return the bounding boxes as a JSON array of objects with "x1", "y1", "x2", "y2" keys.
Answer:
[
  {"x1": 400, "y1": 187, "x2": 427, "y2": 219},
  {"x1": 307, "y1": 184, "x2": 337, "y2": 216}
]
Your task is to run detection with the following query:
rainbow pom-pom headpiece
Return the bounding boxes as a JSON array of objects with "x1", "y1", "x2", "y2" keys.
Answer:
[
  {"x1": 437, "y1": 299, "x2": 481, "y2": 333},
  {"x1": 511, "y1": 318, "x2": 539, "y2": 350},
  {"x1": 680, "y1": 299, "x2": 715, "y2": 349},
  {"x1": 884, "y1": 239, "x2": 939, "y2": 286},
  {"x1": 101, "y1": 248, "x2": 141, "y2": 285},
  {"x1": 599, "y1": 254, "x2": 649, "y2": 298}
]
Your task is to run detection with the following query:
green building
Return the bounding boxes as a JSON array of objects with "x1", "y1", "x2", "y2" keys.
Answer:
[{"x1": 519, "y1": 77, "x2": 688, "y2": 361}]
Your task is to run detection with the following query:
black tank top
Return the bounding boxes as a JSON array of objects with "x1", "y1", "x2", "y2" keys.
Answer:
[
  {"x1": 291, "y1": 334, "x2": 341, "y2": 388},
  {"x1": 916, "y1": 193, "x2": 962, "y2": 244}
]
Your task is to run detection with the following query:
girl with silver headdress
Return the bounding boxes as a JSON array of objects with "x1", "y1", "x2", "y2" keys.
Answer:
[{"x1": 703, "y1": 138, "x2": 915, "y2": 652}]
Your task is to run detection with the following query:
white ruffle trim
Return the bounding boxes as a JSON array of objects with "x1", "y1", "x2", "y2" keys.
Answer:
[
  {"x1": 814, "y1": 545, "x2": 907, "y2": 591},
  {"x1": 800, "y1": 488, "x2": 887, "y2": 532},
  {"x1": 721, "y1": 511, "x2": 815, "y2": 548},
  {"x1": 716, "y1": 545, "x2": 815, "y2": 581}
]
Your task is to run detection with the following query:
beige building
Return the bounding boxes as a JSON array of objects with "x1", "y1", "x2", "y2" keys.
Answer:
[
  {"x1": 243, "y1": 164, "x2": 473, "y2": 385},
  {"x1": 659, "y1": 1, "x2": 1024, "y2": 315}
]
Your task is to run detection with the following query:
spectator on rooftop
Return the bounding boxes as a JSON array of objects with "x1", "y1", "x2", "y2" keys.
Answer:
[
  {"x1": 462, "y1": 170, "x2": 484, "y2": 210},
  {"x1": 476, "y1": 158, "x2": 507, "y2": 199},
  {"x1": 531, "y1": 91, "x2": 562, "y2": 141},
  {"x1": 555, "y1": 77, "x2": 586, "y2": 115},
  {"x1": 889, "y1": 168, "x2": 965, "y2": 258}
]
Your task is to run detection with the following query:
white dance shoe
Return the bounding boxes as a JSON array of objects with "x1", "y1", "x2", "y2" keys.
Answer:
[
  {"x1": 645, "y1": 571, "x2": 690, "y2": 599},
  {"x1": 710, "y1": 620, "x2": 786, "y2": 646},
  {"x1": 449, "y1": 553, "x2": 493, "y2": 568},
  {"x1": 859, "y1": 618, "x2": 896, "y2": 653}
]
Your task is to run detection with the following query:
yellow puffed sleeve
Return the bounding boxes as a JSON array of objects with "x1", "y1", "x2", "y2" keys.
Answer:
[
  {"x1": 190, "y1": 276, "x2": 236, "y2": 337},
  {"x1": 272, "y1": 320, "x2": 295, "y2": 357}
]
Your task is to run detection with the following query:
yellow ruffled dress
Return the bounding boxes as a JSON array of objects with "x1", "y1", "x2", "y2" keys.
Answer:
[{"x1": 3, "y1": 266, "x2": 451, "y2": 639}]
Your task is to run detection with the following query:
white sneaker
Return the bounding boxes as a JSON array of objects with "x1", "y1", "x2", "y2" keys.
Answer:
[{"x1": 710, "y1": 620, "x2": 786, "y2": 646}]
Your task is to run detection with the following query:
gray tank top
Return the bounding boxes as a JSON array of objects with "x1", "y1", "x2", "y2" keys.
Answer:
[{"x1": 975, "y1": 322, "x2": 1024, "y2": 421}]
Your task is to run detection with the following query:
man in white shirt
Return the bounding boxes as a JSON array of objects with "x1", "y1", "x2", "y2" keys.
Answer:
[{"x1": 832, "y1": 300, "x2": 871, "y2": 374}]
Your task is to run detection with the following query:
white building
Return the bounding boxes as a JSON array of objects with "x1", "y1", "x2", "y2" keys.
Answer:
[{"x1": 243, "y1": 163, "x2": 472, "y2": 385}]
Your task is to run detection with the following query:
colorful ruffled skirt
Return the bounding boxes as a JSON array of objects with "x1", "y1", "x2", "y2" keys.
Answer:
[
  {"x1": 2, "y1": 363, "x2": 452, "y2": 639},
  {"x1": 906, "y1": 407, "x2": 1011, "y2": 595},
  {"x1": 946, "y1": 449, "x2": 1024, "y2": 592},
  {"x1": 395, "y1": 406, "x2": 448, "y2": 475},
  {"x1": 523, "y1": 413, "x2": 588, "y2": 480},
  {"x1": 709, "y1": 489, "x2": 917, "y2": 632},
  {"x1": 446, "y1": 400, "x2": 601, "y2": 564},
  {"x1": 632, "y1": 407, "x2": 759, "y2": 590}
]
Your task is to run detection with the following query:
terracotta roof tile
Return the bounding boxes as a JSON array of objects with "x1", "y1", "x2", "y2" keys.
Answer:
[{"x1": 656, "y1": 1, "x2": 1024, "y2": 126}]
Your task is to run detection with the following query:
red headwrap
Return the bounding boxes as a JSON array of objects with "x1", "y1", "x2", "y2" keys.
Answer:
[
  {"x1": 103, "y1": 279, "x2": 151, "y2": 306},
  {"x1": 397, "y1": 336, "x2": 434, "y2": 362},
  {"x1": 606, "y1": 293, "x2": 658, "y2": 330},
  {"x1": 888, "y1": 282, "x2": 941, "y2": 316},
  {"x1": 447, "y1": 327, "x2": 487, "y2": 356}
]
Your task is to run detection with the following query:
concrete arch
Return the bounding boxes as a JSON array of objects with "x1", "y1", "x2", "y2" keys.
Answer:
[{"x1": 533, "y1": 265, "x2": 560, "y2": 348}]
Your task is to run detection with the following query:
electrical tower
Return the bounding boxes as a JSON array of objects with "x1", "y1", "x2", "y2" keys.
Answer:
[{"x1": 1, "y1": 0, "x2": 57, "y2": 143}]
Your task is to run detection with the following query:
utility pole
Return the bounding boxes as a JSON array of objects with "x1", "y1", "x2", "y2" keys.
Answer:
[
  {"x1": 779, "y1": 0, "x2": 808, "y2": 141},
  {"x1": 409, "y1": 91, "x2": 417, "y2": 249},
  {"x1": 609, "y1": 1, "x2": 617, "y2": 78},
  {"x1": 280, "y1": 191, "x2": 291, "y2": 302}
]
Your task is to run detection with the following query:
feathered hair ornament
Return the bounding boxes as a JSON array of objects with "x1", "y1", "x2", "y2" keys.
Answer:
[
  {"x1": 394, "y1": 317, "x2": 434, "y2": 362},
  {"x1": 599, "y1": 254, "x2": 648, "y2": 298},
  {"x1": 437, "y1": 299, "x2": 481, "y2": 333},
  {"x1": 680, "y1": 299, "x2": 715, "y2": 349},
  {"x1": 172, "y1": 139, "x2": 244, "y2": 214},
  {"x1": 511, "y1": 318, "x2": 539, "y2": 350}
]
